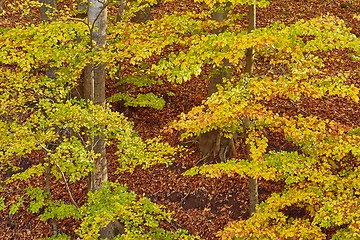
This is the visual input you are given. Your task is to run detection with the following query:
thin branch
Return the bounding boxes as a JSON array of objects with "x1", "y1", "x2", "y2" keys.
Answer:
[
  {"x1": 55, "y1": 163, "x2": 79, "y2": 208},
  {"x1": 44, "y1": 149, "x2": 58, "y2": 237}
]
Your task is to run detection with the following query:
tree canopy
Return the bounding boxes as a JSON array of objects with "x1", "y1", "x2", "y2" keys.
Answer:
[{"x1": 0, "y1": 0, "x2": 359, "y2": 239}]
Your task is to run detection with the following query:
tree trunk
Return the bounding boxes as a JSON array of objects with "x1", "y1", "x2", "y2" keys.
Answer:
[
  {"x1": 87, "y1": 1, "x2": 119, "y2": 239},
  {"x1": 198, "y1": 3, "x2": 236, "y2": 163},
  {"x1": 75, "y1": 0, "x2": 87, "y2": 18},
  {"x1": 244, "y1": 1, "x2": 258, "y2": 215},
  {"x1": 245, "y1": 3, "x2": 256, "y2": 75},
  {"x1": 130, "y1": 0, "x2": 151, "y2": 23},
  {"x1": 116, "y1": 0, "x2": 125, "y2": 22},
  {"x1": 39, "y1": 2, "x2": 58, "y2": 235},
  {"x1": 78, "y1": 0, "x2": 87, "y2": 12},
  {"x1": 113, "y1": 0, "x2": 149, "y2": 113},
  {"x1": 87, "y1": 0, "x2": 108, "y2": 192},
  {"x1": 69, "y1": 2, "x2": 89, "y2": 100},
  {"x1": 0, "y1": 1, "x2": 4, "y2": 14},
  {"x1": 39, "y1": 0, "x2": 57, "y2": 21}
]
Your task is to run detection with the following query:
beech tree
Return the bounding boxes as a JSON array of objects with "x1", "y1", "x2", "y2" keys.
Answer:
[
  {"x1": 1, "y1": 0, "x2": 359, "y2": 239},
  {"x1": 108, "y1": 0, "x2": 359, "y2": 236},
  {"x1": 39, "y1": 0, "x2": 56, "y2": 21},
  {"x1": 244, "y1": 0, "x2": 258, "y2": 215},
  {"x1": 169, "y1": 11, "x2": 360, "y2": 240},
  {"x1": 86, "y1": 0, "x2": 108, "y2": 192},
  {"x1": 0, "y1": 0, "x2": 195, "y2": 239},
  {"x1": 198, "y1": 2, "x2": 234, "y2": 163}
]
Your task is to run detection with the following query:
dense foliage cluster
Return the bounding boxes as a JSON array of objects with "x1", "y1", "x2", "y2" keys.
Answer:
[{"x1": 0, "y1": 0, "x2": 359, "y2": 239}]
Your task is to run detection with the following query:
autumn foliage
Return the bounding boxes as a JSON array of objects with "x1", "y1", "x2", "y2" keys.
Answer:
[{"x1": 0, "y1": 0, "x2": 359, "y2": 239}]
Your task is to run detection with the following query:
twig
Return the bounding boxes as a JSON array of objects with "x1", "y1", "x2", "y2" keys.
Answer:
[{"x1": 55, "y1": 163, "x2": 79, "y2": 208}]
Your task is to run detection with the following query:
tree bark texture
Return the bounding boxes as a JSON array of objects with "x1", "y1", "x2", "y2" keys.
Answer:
[
  {"x1": 113, "y1": 0, "x2": 149, "y2": 113},
  {"x1": 130, "y1": 0, "x2": 151, "y2": 23},
  {"x1": 87, "y1": 0, "x2": 107, "y2": 192},
  {"x1": 87, "y1": 1, "x2": 120, "y2": 239},
  {"x1": 39, "y1": 0, "x2": 58, "y2": 84},
  {"x1": 39, "y1": 0, "x2": 57, "y2": 21},
  {"x1": 116, "y1": 0, "x2": 125, "y2": 22},
  {"x1": 39, "y1": 5, "x2": 59, "y2": 234},
  {"x1": 74, "y1": 0, "x2": 87, "y2": 18},
  {"x1": 245, "y1": 3, "x2": 256, "y2": 75},
  {"x1": 0, "y1": 1, "x2": 4, "y2": 14},
  {"x1": 78, "y1": 0, "x2": 87, "y2": 11},
  {"x1": 244, "y1": 1, "x2": 258, "y2": 215},
  {"x1": 198, "y1": 3, "x2": 236, "y2": 163}
]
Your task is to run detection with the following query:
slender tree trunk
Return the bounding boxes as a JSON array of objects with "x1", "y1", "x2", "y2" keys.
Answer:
[
  {"x1": 39, "y1": 0, "x2": 57, "y2": 21},
  {"x1": 39, "y1": 4, "x2": 58, "y2": 234},
  {"x1": 87, "y1": 1, "x2": 122, "y2": 239},
  {"x1": 244, "y1": 1, "x2": 258, "y2": 215},
  {"x1": 87, "y1": 0, "x2": 108, "y2": 192},
  {"x1": 113, "y1": 0, "x2": 126, "y2": 113},
  {"x1": 74, "y1": 0, "x2": 87, "y2": 18},
  {"x1": 69, "y1": 1, "x2": 89, "y2": 100},
  {"x1": 39, "y1": 0, "x2": 57, "y2": 82},
  {"x1": 45, "y1": 151, "x2": 58, "y2": 236},
  {"x1": 245, "y1": 3, "x2": 256, "y2": 75},
  {"x1": 0, "y1": 1, "x2": 4, "y2": 14},
  {"x1": 78, "y1": 0, "x2": 87, "y2": 12},
  {"x1": 199, "y1": 2, "x2": 236, "y2": 163},
  {"x1": 130, "y1": 0, "x2": 151, "y2": 23},
  {"x1": 116, "y1": 0, "x2": 125, "y2": 22},
  {"x1": 113, "y1": 0, "x2": 149, "y2": 113}
]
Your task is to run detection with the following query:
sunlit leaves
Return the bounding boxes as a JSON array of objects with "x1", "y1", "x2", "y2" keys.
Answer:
[
  {"x1": 116, "y1": 136, "x2": 180, "y2": 173},
  {"x1": 2, "y1": 0, "x2": 359, "y2": 238},
  {"x1": 48, "y1": 137, "x2": 95, "y2": 182},
  {"x1": 27, "y1": 187, "x2": 47, "y2": 214},
  {"x1": 41, "y1": 201, "x2": 80, "y2": 221},
  {"x1": 5, "y1": 164, "x2": 46, "y2": 184},
  {"x1": 153, "y1": 16, "x2": 358, "y2": 83},
  {"x1": 219, "y1": 188, "x2": 325, "y2": 239},
  {"x1": 169, "y1": 10, "x2": 360, "y2": 240},
  {"x1": 44, "y1": 234, "x2": 71, "y2": 240},
  {"x1": 108, "y1": 92, "x2": 166, "y2": 109},
  {"x1": 0, "y1": 21, "x2": 89, "y2": 73},
  {"x1": 76, "y1": 182, "x2": 197, "y2": 239},
  {"x1": 191, "y1": 0, "x2": 270, "y2": 8},
  {"x1": 9, "y1": 196, "x2": 24, "y2": 215},
  {"x1": 107, "y1": 12, "x2": 209, "y2": 66}
]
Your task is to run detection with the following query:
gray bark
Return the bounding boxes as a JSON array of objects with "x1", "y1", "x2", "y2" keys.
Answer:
[
  {"x1": 198, "y1": 2, "x2": 236, "y2": 163},
  {"x1": 87, "y1": 0, "x2": 108, "y2": 191},
  {"x1": 78, "y1": 0, "x2": 87, "y2": 11},
  {"x1": 245, "y1": 3, "x2": 256, "y2": 75},
  {"x1": 211, "y1": 2, "x2": 231, "y2": 34},
  {"x1": 75, "y1": 0, "x2": 88, "y2": 18},
  {"x1": 130, "y1": 0, "x2": 151, "y2": 23},
  {"x1": 113, "y1": 0, "x2": 126, "y2": 112},
  {"x1": 39, "y1": 2, "x2": 58, "y2": 235},
  {"x1": 68, "y1": 1, "x2": 89, "y2": 100},
  {"x1": 0, "y1": 1, "x2": 4, "y2": 14},
  {"x1": 99, "y1": 220, "x2": 125, "y2": 239},
  {"x1": 39, "y1": 0, "x2": 57, "y2": 21},
  {"x1": 87, "y1": 1, "x2": 120, "y2": 239},
  {"x1": 116, "y1": 0, "x2": 125, "y2": 22},
  {"x1": 113, "y1": 0, "x2": 149, "y2": 113},
  {"x1": 244, "y1": 1, "x2": 258, "y2": 215}
]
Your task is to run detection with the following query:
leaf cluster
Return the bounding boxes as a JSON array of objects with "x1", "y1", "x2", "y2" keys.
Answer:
[
  {"x1": 173, "y1": 16, "x2": 360, "y2": 239},
  {"x1": 40, "y1": 182, "x2": 197, "y2": 239},
  {"x1": 0, "y1": 14, "x2": 186, "y2": 239}
]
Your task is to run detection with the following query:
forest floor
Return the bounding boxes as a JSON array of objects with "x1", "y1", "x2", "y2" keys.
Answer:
[{"x1": 1, "y1": 0, "x2": 359, "y2": 239}]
